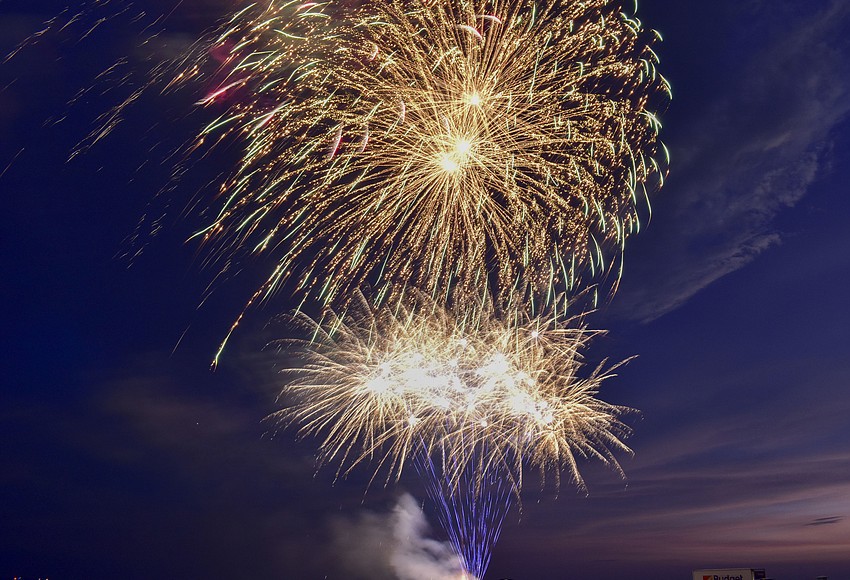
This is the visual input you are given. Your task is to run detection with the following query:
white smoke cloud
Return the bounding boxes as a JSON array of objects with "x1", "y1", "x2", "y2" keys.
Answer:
[{"x1": 331, "y1": 493, "x2": 468, "y2": 580}]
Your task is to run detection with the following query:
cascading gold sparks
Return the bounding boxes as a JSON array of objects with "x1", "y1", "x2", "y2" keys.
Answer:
[
  {"x1": 179, "y1": 0, "x2": 668, "y2": 331},
  {"x1": 118, "y1": 1, "x2": 662, "y2": 573},
  {"x1": 12, "y1": 2, "x2": 665, "y2": 576},
  {"x1": 273, "y1": 292, "x2": 633, "y2": 495}
]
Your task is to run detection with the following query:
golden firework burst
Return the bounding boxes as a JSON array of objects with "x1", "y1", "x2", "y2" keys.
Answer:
[
  {"x1": 272, "y1": 291, "x2": 633, "y2": 495},
  {"x1": 177, "y1": 0, "x2": 668, "y2": 335}
]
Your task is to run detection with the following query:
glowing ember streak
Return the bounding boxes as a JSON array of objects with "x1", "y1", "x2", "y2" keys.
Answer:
[{"x1": 197, "y1": 79, "x2": 246, "y2": 105}]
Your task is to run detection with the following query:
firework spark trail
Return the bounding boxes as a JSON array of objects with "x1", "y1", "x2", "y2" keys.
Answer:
[
  {"x1": 273, "y1": 291, "x2": 634, "y2": 496},
  {"x1": 155, "y1": 0, "x2": 669, "y2": 353},
  {"x1": 415, "y1": 445, "x2": 512, "y2": 579}
]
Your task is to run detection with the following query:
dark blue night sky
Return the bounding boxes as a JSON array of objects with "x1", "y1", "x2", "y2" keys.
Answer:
[{"x1": 2, "y1": 1, "x2": 850, "y2": 579}]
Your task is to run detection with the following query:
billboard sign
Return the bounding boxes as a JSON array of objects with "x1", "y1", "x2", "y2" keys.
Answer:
[{"x1": 692, "y1": 569, "x2": 764, "y2": 580}]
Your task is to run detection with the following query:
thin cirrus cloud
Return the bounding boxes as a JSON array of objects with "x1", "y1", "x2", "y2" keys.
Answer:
[
  {"x1": 499, "y1": 339, "x2": 850, "y2": 573},
  {"x1": 613, "y1": 0, "x2": 850, "y2": 323},
  {"x1": 509, "y1": 448, "x2": 850, "y2": 570}
]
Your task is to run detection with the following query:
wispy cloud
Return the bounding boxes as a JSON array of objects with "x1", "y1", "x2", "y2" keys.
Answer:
[
  {"x1": 497, "y1": 353, "x2": 850, "y2": 575},
  {"x1": 806, "y1": 516, "x2": 842, "y2": 526},
  {"x1": 614, "y1": 0, "x2": 850, "y2": 322}
]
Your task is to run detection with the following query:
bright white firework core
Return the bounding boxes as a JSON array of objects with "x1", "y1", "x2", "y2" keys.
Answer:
[{"x1": 439, "y1": 136, "x2": 475, "y2": 173}]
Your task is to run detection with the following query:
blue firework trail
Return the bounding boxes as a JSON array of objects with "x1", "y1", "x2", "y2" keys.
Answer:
[{"x1": 415, "y1": 444, "x2": 512, "y2": 579}]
